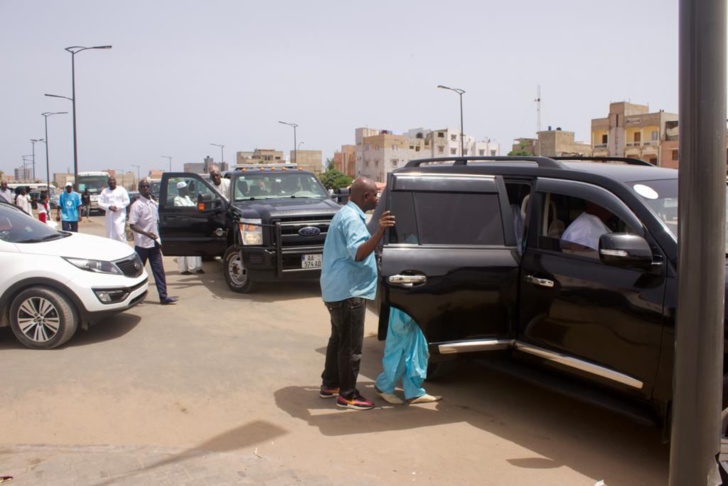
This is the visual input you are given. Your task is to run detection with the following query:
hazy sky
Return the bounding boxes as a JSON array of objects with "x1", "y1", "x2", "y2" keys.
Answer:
[{"x1": 1, "y1": 0, "x2": 682, "y2": 179}]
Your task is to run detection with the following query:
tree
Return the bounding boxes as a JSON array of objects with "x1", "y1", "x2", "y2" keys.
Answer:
[
  {"x1": 319, "y1": 166, "x2": 352, "y2": 191},
  {"x1": 508, "y1": 140, "x2": 535, "y2": 156}
]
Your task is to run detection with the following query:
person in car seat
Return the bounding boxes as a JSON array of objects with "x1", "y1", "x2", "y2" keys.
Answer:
[
  {"x1": 560, "y1": 201, "x2": 613, "y2": 251},
  {"x1": 173, "y1": 181, "x2": 203, "y2": 275}
]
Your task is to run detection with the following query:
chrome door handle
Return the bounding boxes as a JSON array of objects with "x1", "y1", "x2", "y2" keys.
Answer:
[
  {"x1": 388, "y1": 274, "x2": 427, "y2": 288},
  {"x1": 525, "y1": 275, "x2": 554, "y2": 288}
]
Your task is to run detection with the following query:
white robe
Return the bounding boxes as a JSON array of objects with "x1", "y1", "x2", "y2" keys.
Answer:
[
  {"x1": 173, "y1": 194, "x2": 203, "y2": 273},
  {"x1": 98, "y1": 186, "x2": 130, "y2": 243}
]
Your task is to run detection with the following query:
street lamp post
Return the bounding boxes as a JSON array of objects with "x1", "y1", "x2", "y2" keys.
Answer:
[
  {"x1": 65, "y1": 44, "x2": 112, "y2": 188},
  {"x1": 42, "y1": 112, "x2": 68, "y2": 191},
  {"x1": 30, "y1": 138, "x2": 45, "y2": 181},
  {"x1": 278, "y1": 121, "x2": 298, "y2": 164},
  {"x1": 161, "y1": 156, "x2": 172, "y2": 172},
  {"x1": 437, "y1": 85, "x2": 466, "y2": 156},
  {"x1": 210, "y1": 143, "x2": 224, "y2": 167}
]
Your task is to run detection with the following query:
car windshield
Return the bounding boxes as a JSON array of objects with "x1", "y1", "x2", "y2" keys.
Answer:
[
  {"x1": 0, "y1": 205, "x2": 67, "y2": 243},
  {"x1": 232, "y1": 173, "x2": 328, "y2": 201},
  {"x1": 630, "y1": 178, "x2": 728, "y2": 253}
]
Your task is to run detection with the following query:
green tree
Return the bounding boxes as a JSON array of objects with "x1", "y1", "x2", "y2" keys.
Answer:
[
  {"x1": 319, "y1": 166, "x2": 352, "y2": 191},
  {"x1": 508, "y1": 140, "x2": 534, "y2": 156}
]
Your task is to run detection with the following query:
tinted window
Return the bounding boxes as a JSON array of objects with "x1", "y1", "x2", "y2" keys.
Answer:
[
  {"x1": 0, "y1": 205, "x2": 65, "y2": 243},
  {"x1": 389, "y1": 191, "x2": 504, "y2": 245}
]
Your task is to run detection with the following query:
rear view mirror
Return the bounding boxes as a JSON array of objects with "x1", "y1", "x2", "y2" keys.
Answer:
[{"x1": 599, "y1": 233, "x2": 653, "y2": 268}]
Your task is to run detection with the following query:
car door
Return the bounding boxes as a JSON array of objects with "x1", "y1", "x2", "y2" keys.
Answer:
[
  {"x1": 380, "y1": 171, "x2": 520, "y2": 355},
  {"x1": 158, "y1": 173, "x2": 228, "y2": 257},
  {"x1": 517, "y1": 177, "x2": 667, "y2": 399}
]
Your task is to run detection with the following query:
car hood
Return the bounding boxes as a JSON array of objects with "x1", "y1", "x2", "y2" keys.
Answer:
[
  {"x1": 15, "y1": 231, "x2": 137, "y2": 261},
  {"x1": 232, "y1": 197, "x2": 340, "y2": 219}
]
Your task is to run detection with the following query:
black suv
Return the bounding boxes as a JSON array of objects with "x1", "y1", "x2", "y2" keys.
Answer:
[
  {"x1": 157, "y1": 169, "x2": 340, "y2": 292},
  {"x1": 373, "y1": 155, "x2": 727, "y2": 424}
]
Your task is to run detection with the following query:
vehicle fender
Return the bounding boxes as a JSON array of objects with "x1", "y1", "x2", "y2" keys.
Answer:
[{"x1": 0, "y1": 277, "x2": 84, "y2": 327}]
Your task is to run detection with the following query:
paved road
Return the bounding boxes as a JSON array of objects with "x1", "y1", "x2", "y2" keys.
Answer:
[{"x1": 0, "y1": 216, "x2": 669, "y2": 485}]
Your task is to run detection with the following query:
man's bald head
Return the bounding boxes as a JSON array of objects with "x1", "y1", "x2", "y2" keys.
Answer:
[{"x1": 349, "y1": 177, "x2": 379, "y2": 212}]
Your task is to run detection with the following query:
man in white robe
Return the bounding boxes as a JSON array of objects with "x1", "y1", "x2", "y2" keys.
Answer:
[
  {"x1": 173, "y1": 181, "x2": 203, "y2": 274},
  {"x1": 98, "y1": 176, "x2": 130, "y2": 242}
]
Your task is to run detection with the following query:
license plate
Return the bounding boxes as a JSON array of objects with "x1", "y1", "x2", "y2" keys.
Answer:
[{"x1": 301, "y1": 254, "x2": 322, "y2": 269}]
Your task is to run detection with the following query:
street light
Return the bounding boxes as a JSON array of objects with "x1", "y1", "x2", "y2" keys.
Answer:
[
  {"x1": 64, "y1": 44, "x2": 112, "y2": 189},
  {"x1": 210, "y1": 143, "x2": 224, "y2": 167},
  {"x1": 437, "y1": 85, "x2": 466, "y2": 156},
  {"x1": 278, "y1": 121, "x2": 298, "y2": 164},
  {"x1": 161, "y1": 155, "x2": 172, "y2": 172},
  {"x1": 30, "y1": 138, "x2": 45, "y2": 181},
  {"x1": 42, "y1": 112, "x2": 68, "y2": 191}
]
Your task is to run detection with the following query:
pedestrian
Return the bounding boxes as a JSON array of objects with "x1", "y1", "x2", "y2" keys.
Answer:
[
  {"x1": 14, "y1": 186, "x2": 32, "y2": 216},
  {"x1": 319, "y1": 177, "x2": 395, "y2": 410},
  {"x1": 56, "y1": 182, "x2": 82, "y2": 232},
  {"x1": 81, "y1": 188, "x2": 91, "y2": 222},
  {"x1": 36, "y1": 191, "x2": 51, "y2": 224},
  {"x1": 209, "y1": 165, "x2": 230, "y2": 200},
  {"x1": 128, "y1": 179, "x2": 178, "y2": 306},
  {"x1": 98, "y1": 176, "x2": 130, "y2": 243},
  {"x1": 173, "y1": 181, "x2": 203, "y2": 274},
  {"x1": 0, "y1": 180, "x2": 13, "y2": 203},
  {"x1": 374, "y1": 308, "x2": 442, "y2": 405}
]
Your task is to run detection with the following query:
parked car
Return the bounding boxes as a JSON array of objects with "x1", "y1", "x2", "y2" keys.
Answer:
[
  {"x1": 156, "y1": 168, "x2": 340, "y2": 293},
  {"x1": 371, "y1": 155, "x2": 728, "y2": 427},
  {"x1": 0, "y1": 200, "x2": 148, "y2": 349}
]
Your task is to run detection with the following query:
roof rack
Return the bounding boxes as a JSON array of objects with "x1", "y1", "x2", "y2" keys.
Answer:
[
  {"x1": 551, "y1": 156, "x2": 654, "y2": 166},
  {"x1": 404, "y1": 156, "x2": 567, "y2": 169}
]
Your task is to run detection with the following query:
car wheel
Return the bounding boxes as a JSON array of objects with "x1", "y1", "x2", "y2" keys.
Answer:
[
  {"x1": 426, "y1": 360, "x2": 457, "y2": 381},
  {"x1": 9, "y1": 287, "x2": 78, "y2": 349},
  {"x1": 223, "y1": 246, "x2": 254, "y2": 293}
]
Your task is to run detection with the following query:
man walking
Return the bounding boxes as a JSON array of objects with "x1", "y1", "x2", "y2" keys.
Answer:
[
  {"x1": 56, "y1": 182, "x2": 82, "y2": 232},
  {"x1": 98, "y1": 176, "x2": 130, "y2": 242},
  {"x1": 319, "y1": 177, "x2": 395, "y2": 410},
  {"x1": 209, "y1": 165, "x2": 230, "y2": 200},
  {"x1": 128, "y1": 180, "x2": 178, "y2": 306},
  {"x1": 0, "y1": 181, "x2": 12, "y2": 203},
  {"x1": 81, "y1": 188, "x2": 91, "y2": 222}
]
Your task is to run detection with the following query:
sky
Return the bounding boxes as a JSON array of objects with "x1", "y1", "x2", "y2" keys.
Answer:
[{"x1": 1, "y1": 0, "x2": 685, "y2": 180}]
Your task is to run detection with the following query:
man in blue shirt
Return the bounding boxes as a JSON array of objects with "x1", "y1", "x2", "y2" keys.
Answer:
[
  {"x1": 56, "y1": 182, "x2": 83, "y2": 232},
  {"x1": 319, "y1": 177, "x2": 395, "y2": 410}
]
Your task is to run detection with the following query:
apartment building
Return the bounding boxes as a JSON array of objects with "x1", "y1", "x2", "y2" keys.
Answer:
[
  {"x1": 290, "y1": 149, "x2": 323, "y2": 174},
  {"x1": 332, "y1": 145, "x2": 356, "y2": 176},
  {"x1": 236, "y1": 149, "x2": 284, "y2": 166},
  {"x1": 591, "y1": 102, "x2": 678, "y2": 165}
]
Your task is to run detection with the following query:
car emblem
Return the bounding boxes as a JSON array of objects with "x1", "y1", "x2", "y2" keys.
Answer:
[{"x1": 298, "y1": 226, "x2": 321, "y2": 237}]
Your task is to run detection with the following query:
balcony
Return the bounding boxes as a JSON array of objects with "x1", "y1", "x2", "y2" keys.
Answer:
[
  {"x1": 594, "y1": 144, "x2": 607, "y2": 149},
  {"x1": 626, "y1": 142, "x2": 642, "y2": 147}
]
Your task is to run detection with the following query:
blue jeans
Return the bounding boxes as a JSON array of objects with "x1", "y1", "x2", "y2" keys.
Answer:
[
  {"x1": 61, "y1": 221, "x2": 78, "y2": 232},
  {"x1": 321, "y1": 298, "x2": 366, "y2": 400},
  {"x1": 135, "y1": 244, "x2": 168, "y2": 301}
]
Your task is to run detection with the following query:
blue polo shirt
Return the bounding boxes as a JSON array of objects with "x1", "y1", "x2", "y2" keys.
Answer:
[
  {"x1": 59, "y1": 191, "x2": 81, "y2": 222},
  {"x1": 320, "y1": 201, "x2": 377, "y2": 302}
]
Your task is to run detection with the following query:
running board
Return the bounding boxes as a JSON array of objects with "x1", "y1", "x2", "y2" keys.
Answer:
[{"x1": 436, "y1": 339, "x2": 643, "y2": 390}]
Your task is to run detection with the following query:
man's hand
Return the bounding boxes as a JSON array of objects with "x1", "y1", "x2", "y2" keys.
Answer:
[
  {"x1": 378, "y1": 210, "x2": 396, "y2": 230},
  {"x1": 110, "y1": 205, "x2": 118, "y2": 212}
]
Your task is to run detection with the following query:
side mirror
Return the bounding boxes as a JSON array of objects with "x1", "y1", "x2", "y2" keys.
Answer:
[
  {"x1": 599, "y1": 233, "x2": 653, "y2": 268},
  {"x1": 197, "y1": 193, "x2": 217, "y2": 212}
]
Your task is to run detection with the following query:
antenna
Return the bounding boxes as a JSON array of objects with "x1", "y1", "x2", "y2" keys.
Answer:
[{"x1": 534, "y1": 84, "x2": 542, "y2": 134}]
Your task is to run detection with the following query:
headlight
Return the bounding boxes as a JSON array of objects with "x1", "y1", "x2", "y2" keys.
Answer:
[
  {"x1": 239, "y1": 218, "x2": 263, "y2": 245},
  {"x1": 64, "y1": 257, "x2": 122, "y2": 275}
]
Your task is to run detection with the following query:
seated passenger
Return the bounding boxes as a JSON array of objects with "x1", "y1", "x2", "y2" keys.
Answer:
[{"x1": 560, "y1": 201, "x2": 612, "y2": 251}]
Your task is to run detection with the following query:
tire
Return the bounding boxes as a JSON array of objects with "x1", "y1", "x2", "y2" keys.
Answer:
[
  {"x1": 426, "y1": 360, "x2": 457, "y2": 381},
  {"x1": 223, "y1": 246, "x2": 254, "y2": 293},
  {"x1": 9, "y1": 287, "x2": 78, "y2": 349}
]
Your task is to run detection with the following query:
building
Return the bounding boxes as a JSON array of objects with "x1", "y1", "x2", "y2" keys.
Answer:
[
  {"x1": 658, "y1": 120, "x2": 728, "y2": 170},
  {"x1": 14, "y1": 166, "x2": 32, "y2": 182},
  {"x1": 537, "y1": 128, "x2": 592, "y2": 156},
  {"x1": 291, "y1": 150, "x2": 323, "y2": 174},
  {"x1": 333, "y1": 145, "x2": 356, "y2": 176},
  {"x1": 591, "y1": 102, "x2": 678, "y2": 165},
  {"x1": 236, "y1": 149, "x2": 284, "y2": 166}
]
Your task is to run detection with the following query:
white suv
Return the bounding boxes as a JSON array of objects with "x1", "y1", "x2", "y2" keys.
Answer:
[{"x1": 0, "y1": 202, "x2": 148, "y2": 349}]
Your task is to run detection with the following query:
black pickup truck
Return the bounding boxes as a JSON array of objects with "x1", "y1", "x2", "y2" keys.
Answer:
[
  {"x1": 157, "y1": 169, "x2": 340, "y2": 292},
  {"x1": 372, "y1": 155, "x2": 728, "y2": 426}
]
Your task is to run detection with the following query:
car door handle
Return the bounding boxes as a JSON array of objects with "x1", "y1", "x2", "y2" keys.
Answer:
[
  {"x1": 525, "y1": 275, "x2": 554, "y2": 288},
  {"x1": 388, "y1": 274, "x2": 427, "y2": 288}
]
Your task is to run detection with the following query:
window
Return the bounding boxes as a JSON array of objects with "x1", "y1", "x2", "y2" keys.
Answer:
[
  {"x1": 651, "y1": 131, "x2": 658, "y2": 141},
  {"x1": 672, "y1": 150, "x2": 679, "y2": 161},
  {"x1": 450, "y1": 134, "x2": 457, "y2": 142},
  {"x1": 601, "y1": 134, "x2": 608, "y2": 144},
  {"x1": 438, "y1": 146, "x2": 445, "y2": 154},
  {"x1": 490, "y1": 150, "x2": 497, "y2": 156},
  {"x1": 389, "y1": 191, "x2": 504, "y2": 245},
  {"x1": 479, "y1": 149, "x2": 485, "y2": 156},
  {"x1": 634, "y1": 132, "x2": 641, "y2": 143},
  {"x1": 450, "y1": 148, "x2": 457, "y2": 155},
  {"x1": 165, "y1": 177, "x2": 217, "y2": 208},
  {"x1": 391, "y1": 159, "x2": 399, "y2": 168},
  {"x1": 438, "y1": 132, "x2": 444, "y2": 138},
  {"x1": 392, "y1": 145, "x2": 397, "y2": 150}
]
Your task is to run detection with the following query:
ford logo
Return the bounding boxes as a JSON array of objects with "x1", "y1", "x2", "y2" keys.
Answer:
[{"x1": 298, "y1": 226, "x2": 321, "y2": 237}]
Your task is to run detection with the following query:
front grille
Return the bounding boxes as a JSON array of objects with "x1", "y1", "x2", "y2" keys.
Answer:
[
  {"x1": 273, "y1": 216, "x2": 333, "y2": 249},
  {"x1": 115, "y1": 253, "x2": 145, "y2": 278}
]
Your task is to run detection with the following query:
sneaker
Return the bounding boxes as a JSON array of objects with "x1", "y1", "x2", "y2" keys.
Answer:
[
  {"x1": 336, "y1": 394, "x2": 374, "y2": 410},
  {"x1": 160, "y1": 296, "x2": 179, "y2": 305},
  {"x1": 319, "y1": 386, "x2": 339, "y2": 399},
  {"x1": 407, "y1": 393, "x2": 442, "y2": 404},
  {"x1": 374, "y1": 385, "x2": 404, "y2": 404}
]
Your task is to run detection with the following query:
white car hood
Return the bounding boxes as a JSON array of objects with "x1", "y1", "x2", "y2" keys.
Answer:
[{"x1": 16, "y1": 231, "x2": 136, "y2": 261}]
